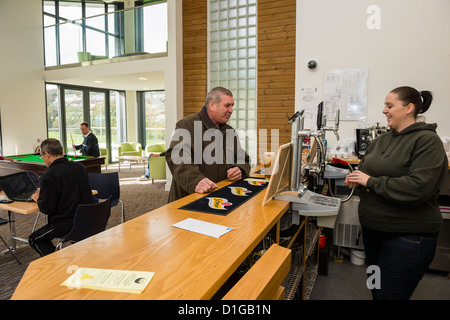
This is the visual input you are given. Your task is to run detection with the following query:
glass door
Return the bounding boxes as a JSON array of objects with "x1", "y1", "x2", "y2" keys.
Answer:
[
  {"x1": 63, "y1": 88, "x2": 84, "y2": 155},
  {"x1": 144, "y1": 91, "x2": 165, "y2": 146},
  {"x1": 89, "y1": 91, "x2": 107, "y2": 150},
  {"x1": 47, "y1": 84, "x2": 126, "y2": 162},
  {"x1": 110, "y1": 90, "x2": 126, "y2": 160},
  {"x1": 46, "y1": 84, "x2": 60, "y2": 140}
]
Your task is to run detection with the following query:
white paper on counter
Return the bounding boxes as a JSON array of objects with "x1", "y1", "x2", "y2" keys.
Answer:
[{"x1": 172, "y1": 218, "x2": 233, "y2": 238}]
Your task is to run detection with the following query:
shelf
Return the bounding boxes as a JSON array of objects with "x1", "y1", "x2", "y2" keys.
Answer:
[
  {"x1": 281, "y1": 216, "x2": 321, "y2": 300},
  {"x1": 283, "y1": 264, "x2": 305, "y2": 300},
  {"x1": 305, "y1": 227, "x2": 320, "y2": 262},
  {"x1": 304, "y1": 257, "x2": 319, "y2": 300}
]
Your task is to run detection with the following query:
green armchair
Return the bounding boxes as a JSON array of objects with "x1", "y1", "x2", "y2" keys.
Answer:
[
  {"x1": 146, "y1": 143, "x2": 166, "y2": 182},
  {"x1": 99, "y1": 147, "x2": 108, "y2": 169},
  {"x1": 118, "y1": 142, "x2": 142, "y2": 157}
]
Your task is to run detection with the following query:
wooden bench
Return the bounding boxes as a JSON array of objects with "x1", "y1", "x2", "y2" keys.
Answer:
[{"x1": 222, "y1": 244, "x2": 291, "y2": 300}]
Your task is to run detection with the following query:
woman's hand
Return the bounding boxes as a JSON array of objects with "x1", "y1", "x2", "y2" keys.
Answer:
[{"x1": 345, "y1": 170, "x2": 370, "y2": 188}]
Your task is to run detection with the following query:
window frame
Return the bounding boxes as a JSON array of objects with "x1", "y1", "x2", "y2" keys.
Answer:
[
  {"x1": 45, "y1": 82, "x2": 127, "y2": 163},
  {"x1": 42, "y1": 0, "x2": 124, "y2": 66}
]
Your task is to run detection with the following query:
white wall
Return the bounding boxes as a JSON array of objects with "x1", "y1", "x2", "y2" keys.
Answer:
[
  {"x1": 0, "y1": 0, "x2": 47, "y2": 155},
  {"x1": 163, "y1": 0, "x2": 184, "y2": 191},
  {"x1": 296, "y1": 0, "x2": 450, "y2": 148}
]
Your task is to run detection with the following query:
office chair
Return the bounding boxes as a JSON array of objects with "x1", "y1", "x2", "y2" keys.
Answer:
[
  {"x1": 0, "y1": 217, "x2": 21, "y2": 264},
  {"x1": 55, "y1": 197, "x2": 112, "y2": 250},
  {"x1": 88, "y1": 172, "x2": 125, "y2": 223}
]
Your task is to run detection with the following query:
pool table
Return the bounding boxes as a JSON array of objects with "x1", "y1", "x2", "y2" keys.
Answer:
[{"x1": 0, "y1": 153, "x2": 105, "y2": 176}]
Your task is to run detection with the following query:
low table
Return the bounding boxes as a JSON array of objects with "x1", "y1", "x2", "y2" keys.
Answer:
[{"x1": 116, "y1": 156, "x2": 148, "y2": 172}]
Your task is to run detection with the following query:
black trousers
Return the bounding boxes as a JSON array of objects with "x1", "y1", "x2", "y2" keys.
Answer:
[{"x1": 29, "y1": 224, "x2": 69, "y2": 257}]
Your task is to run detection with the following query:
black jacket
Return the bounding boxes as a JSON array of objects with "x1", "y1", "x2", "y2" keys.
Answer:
[
  {"x1": 75, "y1": 132, "x2": 100, "y2": 157},
  {"x1": 37, "y1": 157, "x2": 94, "y2": 232}
]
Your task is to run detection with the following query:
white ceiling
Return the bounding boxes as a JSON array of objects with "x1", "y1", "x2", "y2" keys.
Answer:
[
  {"x1": 54, "y1": 70, "x2": 165, "y2": 91},
  {"x1": 45, "y1": 51, "x2": 168, "y2": 91}
]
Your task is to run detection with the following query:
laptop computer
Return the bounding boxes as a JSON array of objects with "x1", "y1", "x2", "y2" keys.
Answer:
[{"x1": 0, "y1": 172, "x2": 38, "y2": 202}]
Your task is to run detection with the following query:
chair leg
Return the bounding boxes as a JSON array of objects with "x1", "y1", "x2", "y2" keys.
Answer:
[
  {"x1": 55, "y1": 239, "x2": 67, "y2": 251},
  {"x1": 55, "y1": 240, "x2": 63, "y2": 251},
  {"x1": 32, "y1": 212, "x2": 41, "y2": 233},
  {"x1": 119, "y1": 200, "x2": 125, "y2": 223},
  {"x1": 0, "y1": 234, "x2": 21, "y2": 265}
]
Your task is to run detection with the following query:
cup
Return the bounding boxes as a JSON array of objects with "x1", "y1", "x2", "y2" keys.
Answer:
[{"x1": 263, "y1": 152, "x2": 276, "y2": 168}]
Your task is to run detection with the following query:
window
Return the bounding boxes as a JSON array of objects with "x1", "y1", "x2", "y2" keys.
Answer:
[
  {"x1": 209, "y1": 0, "x2": 257, "y2": 162},
  {"x1": 89, "y1": 91, "x2": 107, "y2": 148},
  {"x1": 138, "y1": 91, "x2": 165, "y2": 149},
  {"x1": 43, "y1": 0, "x2": 123, "y2": 66},
  {"x1": 43, "y1": 1, "x2": 168, "y2": 66},
  {"x1": 46, "y1": 83, "x2": 60, "y2": 140},
  {"x1": 136, "y1": 2, "x2": 168, "y2": 53},
  {"x1": 110, "y1": 90, "x2": 127, "y2": 159},
  {"x1": 43, "y1": 2, "x2": 57, "y2": 66},
  {"x1": 85, "y1": 3, "x2": 108, "y2": 57},
  {"x1": 63, "y1": 88, "x2": 84, "y2": 148},
  {"x1": 45, "y1": 83, "x2": 126, "y2": 162}
]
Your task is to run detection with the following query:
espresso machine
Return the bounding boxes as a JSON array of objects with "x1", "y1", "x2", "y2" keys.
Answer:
[{"x1": 355, "y1": 122, "x2": 389, "y2": 158}]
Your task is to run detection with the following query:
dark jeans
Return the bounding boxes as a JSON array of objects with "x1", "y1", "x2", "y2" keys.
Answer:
[
  {"x1": 29, "y1": 224, "x2": 69, "y2": 257},
  {"x1": 362, "y1": 226, "x2": 438, "y2": 300}
]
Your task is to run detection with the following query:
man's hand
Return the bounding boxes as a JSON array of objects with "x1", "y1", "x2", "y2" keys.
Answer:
[
  {"x1": 227, "y1": 167, "x2": 242, "y2": 181},
  {"x1": 31, "y1": 189, "x2": 40, "y2": 202},
  {"x1": 195, "y1": 178, "x2": 218, "y2": 194}
]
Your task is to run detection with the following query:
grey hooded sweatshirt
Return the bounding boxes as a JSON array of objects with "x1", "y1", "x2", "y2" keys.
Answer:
[{"x1": 358, "y1": 122, "x2": 448, "y2": 234}]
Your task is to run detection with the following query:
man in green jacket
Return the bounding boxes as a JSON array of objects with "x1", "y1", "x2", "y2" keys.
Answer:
[{"x1": 166, "y1": 87, "x2": 250, "y2": 202}]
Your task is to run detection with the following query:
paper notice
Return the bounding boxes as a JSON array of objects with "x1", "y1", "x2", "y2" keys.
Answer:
[
  {"x1": 61, "y1": 268, "x2": 155, "y2": 294},
  {"x1": 172, "y1": 218, "x2": 233, "y2": 238}
]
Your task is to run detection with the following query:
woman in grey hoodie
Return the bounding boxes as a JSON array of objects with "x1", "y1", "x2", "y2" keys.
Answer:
[{"x1": 345, "y1": 86, "x2": 448, "y2": 300}]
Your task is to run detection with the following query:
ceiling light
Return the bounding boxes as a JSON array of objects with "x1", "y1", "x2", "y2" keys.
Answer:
[
  {"x1": 138, "y1": 77, "x2": 148, "y2": 80},
  {"x1": 94, "y1": 80, "x2": 104, "y2": 84}
]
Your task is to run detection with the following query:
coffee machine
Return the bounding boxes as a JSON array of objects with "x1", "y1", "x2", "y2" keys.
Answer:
[{"x1": 356, "y1": 123, "x2": 389, "y2": 158}]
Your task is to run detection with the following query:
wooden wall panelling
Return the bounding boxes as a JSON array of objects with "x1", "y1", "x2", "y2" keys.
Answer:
[
  {"x1": 182, "y1": 0, "x2": 208, "y2": 117},
  {"x1": 182, "y1": 0, "x2": 296, "y2": 159},
  {"x1": 257, "y1": 0, "x2": 296, "y2": 159}
]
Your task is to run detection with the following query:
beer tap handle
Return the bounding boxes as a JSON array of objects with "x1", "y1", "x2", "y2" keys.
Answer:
[{"x1": 317, "y1": 102, "x2": 323, "y2": 129}]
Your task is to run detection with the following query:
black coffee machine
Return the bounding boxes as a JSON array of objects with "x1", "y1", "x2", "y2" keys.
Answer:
[{"x1": 356, "y1": 123, "x2": 389, "y2": 158}]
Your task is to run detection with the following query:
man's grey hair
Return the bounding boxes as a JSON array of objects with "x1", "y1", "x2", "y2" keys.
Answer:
[
  {"x1": 40, "y1": 138, "x2": 63, "y2": 156},
  {"x1": 205, "y1": 87, "x2": 233, "y2": 107}
]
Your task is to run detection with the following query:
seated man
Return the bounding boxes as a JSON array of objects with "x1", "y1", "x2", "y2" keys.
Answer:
[{"x1": 29, "y1": 138, "x2": 94, "y2": 256}]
